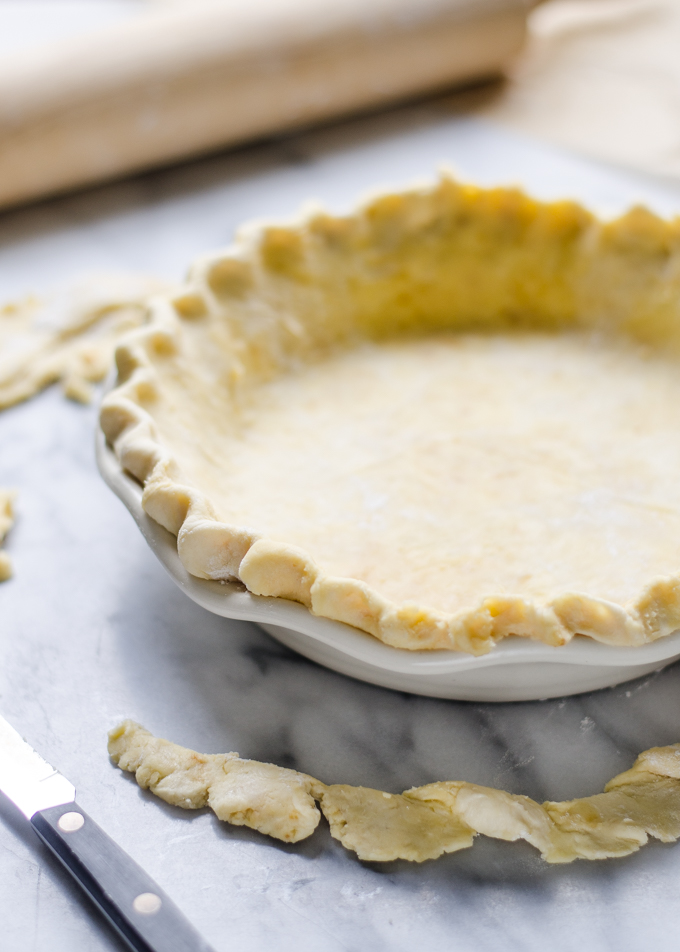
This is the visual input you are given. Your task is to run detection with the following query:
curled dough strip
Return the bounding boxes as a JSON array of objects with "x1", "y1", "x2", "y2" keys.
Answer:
[{"x1": 108, "y1": 721, "x2": 680, "y2": 864}]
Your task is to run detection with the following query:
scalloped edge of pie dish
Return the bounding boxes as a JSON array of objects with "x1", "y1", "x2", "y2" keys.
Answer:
[
  {"x1": 99, "y1": 174, "x2": 680, "y2": 660},
  {"x1": 96, "y1": 427, "x2": 680, "y2": 701}
]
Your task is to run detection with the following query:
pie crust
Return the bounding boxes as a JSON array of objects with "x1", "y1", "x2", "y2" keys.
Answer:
[{"x1": 100, "y1": 175, "x2": 680, "y2": 655}]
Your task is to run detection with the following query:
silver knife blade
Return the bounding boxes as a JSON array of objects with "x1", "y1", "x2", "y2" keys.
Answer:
[{"x1": 0, "y1": 714, "x2": 75, "y2": 819}]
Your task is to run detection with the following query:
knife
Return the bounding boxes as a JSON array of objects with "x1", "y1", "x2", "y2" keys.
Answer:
[{"x1": 0, "y1": 713, "x2": 216, "y2": 952}]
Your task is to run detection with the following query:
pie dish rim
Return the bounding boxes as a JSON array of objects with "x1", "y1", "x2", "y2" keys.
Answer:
[{"x1": 96, "y1": 424, "x2": 680, "y2": 700}]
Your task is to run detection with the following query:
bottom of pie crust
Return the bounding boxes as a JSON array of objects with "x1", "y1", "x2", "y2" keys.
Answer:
[{"x1": 151, "y1": 330, "x2": 680, "y2": 619}]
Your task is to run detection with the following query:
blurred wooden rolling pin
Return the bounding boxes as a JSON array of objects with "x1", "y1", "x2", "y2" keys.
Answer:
[{"x1": 0, "y1": 0, "x2": 531, "y2": 209}]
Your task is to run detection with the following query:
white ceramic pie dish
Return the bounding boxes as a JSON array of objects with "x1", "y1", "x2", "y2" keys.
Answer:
[{"x1": 96, "y1": 427, "x2": 680, "y2": 702}]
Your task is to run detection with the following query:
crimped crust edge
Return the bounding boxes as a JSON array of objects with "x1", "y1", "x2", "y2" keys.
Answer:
[{"x1": 99, "y1": 177, "x2": 680, "y2": 656}]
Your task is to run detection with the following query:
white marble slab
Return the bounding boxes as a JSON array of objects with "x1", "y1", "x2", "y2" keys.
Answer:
[{"x1": 3, "y1": 100, "x2": 680, "y2": 952}]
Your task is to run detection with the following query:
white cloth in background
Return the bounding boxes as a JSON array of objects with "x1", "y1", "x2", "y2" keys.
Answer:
[{"x1": 485, "y1": 0, "x2": 680, "y2": 180}]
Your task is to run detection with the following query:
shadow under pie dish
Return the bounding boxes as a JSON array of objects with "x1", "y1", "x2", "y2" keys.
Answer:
[{"x1": 98, "y1": 174, "x2": 680, "y2": 698}]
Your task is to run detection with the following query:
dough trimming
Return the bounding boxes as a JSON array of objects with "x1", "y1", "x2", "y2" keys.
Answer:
[
  {"x1": 109, "y1": 720, "x2": 680, "y2": 864},
  {"x1": 0, "y1": 489, "x2": 15, "y2": 581}
]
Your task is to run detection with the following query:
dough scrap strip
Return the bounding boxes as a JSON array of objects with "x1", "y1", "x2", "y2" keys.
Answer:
[
  {"x1": 109, "y1": 720, "x2": 680, "y2": 864},
  {"x1": 0, "y1": 276, "x2": 169, "y2": 410},
  {"x1": 0, "y1": 489, "x2": 14, "y2": 581}
]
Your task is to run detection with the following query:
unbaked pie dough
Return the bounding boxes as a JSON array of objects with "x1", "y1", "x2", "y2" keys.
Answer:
[
  {"x1": 0, "y1": 274, "x2": 169, "y2": 410},
  {"x1": 0, "y1": 276, "x2": 172, "y2": 583},
  {"x1": 100, "y1": 175, "x2": 680, "y2": 654},
  {"x1": 109, "y1": 720, "x2": 680, "y2": 864},
  {"x1": 0, "y1": 489, "x2": 14, "y2": 581}
]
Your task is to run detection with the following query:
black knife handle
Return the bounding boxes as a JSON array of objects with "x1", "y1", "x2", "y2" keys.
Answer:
[{"x1": 31, "y1": 802, "x2": 215, "y2": 952}]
